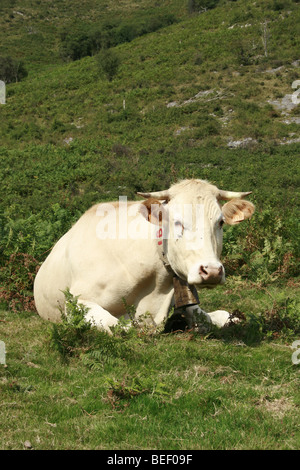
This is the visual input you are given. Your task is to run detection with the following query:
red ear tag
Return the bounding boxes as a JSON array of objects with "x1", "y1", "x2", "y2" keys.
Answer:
[{"x1": 157, "y1": 227, "x2": 163, "y2": 245}]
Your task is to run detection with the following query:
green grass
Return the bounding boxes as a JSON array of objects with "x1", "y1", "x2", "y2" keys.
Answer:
[{"x1": 0, "y1": 284, "x2": 300, "y2": 450}]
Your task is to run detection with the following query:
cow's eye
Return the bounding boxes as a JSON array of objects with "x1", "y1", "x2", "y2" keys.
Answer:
[
  {"x1": 175, "y1": 220, "x2": 183, "y2": 230},
  {"x1": 174, "y1": 220, "x2": 184, "y2": 237},
  {"x1": 219, "y1": 219, "x2": 225, "y2": 228}
]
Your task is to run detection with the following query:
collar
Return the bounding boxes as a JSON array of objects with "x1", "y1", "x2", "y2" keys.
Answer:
[
  {"x1": 155, "y1": 223, "x2": 199, "y2": 308},
  {"x1": 156, "y1": 224, "x2": 173, "y2": 273}
]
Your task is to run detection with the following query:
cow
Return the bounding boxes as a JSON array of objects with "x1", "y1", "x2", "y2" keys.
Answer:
[{"x1": 34, "y1": 179, "x2": 255, "y2": 333}]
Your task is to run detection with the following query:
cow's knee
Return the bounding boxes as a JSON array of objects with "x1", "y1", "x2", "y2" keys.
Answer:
[{"x1": 78, "y1": 299, "x2": 119, "y2": 334}]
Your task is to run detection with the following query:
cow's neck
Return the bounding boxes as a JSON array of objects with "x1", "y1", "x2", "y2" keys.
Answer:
[{"x1": 156, "y1": 223, "x2": 199, "y2": 309}]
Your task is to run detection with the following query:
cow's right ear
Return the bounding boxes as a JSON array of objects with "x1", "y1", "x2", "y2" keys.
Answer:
[{"x1": 139, "y1": 198, "x2": 167, "y2": 226}]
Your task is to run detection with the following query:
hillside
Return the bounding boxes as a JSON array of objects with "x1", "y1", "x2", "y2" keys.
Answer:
[
  {"x1": 0, "y1": 0, "x2": 299, "y2": 310},
  {"x1": 1, "y1": 1, "x2": 299, "y2": 200},
  {"x1": 0, "y1": 0, "x2": 299, "y2": 150},
  {"x1": 0, "y1": 0, "x2": 187, "y2": 70}
]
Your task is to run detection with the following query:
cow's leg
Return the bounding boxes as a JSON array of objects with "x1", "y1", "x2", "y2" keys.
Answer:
[
  {"x1": 185, "y1": 305, "x2": 233, "y2": 329},
  {"x1": 206, "y1": 309, "x2": 234, "y2": 328},
  {"x1": 75, "y1": 299, "x2": 119, "y2": 333},
  {"x1": 184, "y1": 305, "x2": 212, "y2": 330}
]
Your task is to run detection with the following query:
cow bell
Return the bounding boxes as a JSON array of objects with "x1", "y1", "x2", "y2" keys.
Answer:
[{"x1": 173, "y1": 276, "x2": 199, "y2": 308}]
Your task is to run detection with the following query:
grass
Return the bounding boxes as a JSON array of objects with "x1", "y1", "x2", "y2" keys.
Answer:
[{"x1": 0, "y1": 282, "x2": 299, "y2": 450}]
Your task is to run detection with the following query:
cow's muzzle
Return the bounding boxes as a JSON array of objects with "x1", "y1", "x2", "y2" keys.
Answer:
[{"x1": 199, "y1": 264, "x2": 224, "y2": 285}]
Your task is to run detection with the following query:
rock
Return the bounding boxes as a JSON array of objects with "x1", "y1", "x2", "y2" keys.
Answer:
[
  {"x1": 63, "y1": 137, "x2": 73, "y2": 145},
  {"x1": 227, "y1": 137, "x2": 258, "y2": 148},
  {"x1": 268, "y1": 94, "x2": 298, "y2": 113},
  {"x1": 24, "y1": 440, "x2": 32, "y2": 449},
  {"x1": 166, "y1": 101, "x2": 178, "y2": 108},
  {"x1": 280, "y1": 136, "x2": 300, "y2": 145},
  {"x1": 281, "y1": 117, "x2": 300, "y2": 125},
  {"x1": 174, "y1": 126, "x2": 191, "y2": 135},
  {"x1": 167, "y1": 89, "x2": 218, "y2": 108},
  {"x1": 263, "y1": 66, "x2": 284, "y2": 74}
]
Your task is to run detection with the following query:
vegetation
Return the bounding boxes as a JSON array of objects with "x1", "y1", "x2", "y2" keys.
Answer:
[
  {"x1": 0, "y1": 56, "x2": 27, "y2": 83},
  {"x1": 188, "y1": 0, "x2": 221, "y2": 14},
  {"x1": 60, "y1": 14, "x2": 177, "y2": 62},
  {"x1": 0, "y1": 0, "x2": 299, "y2": 450},
  {"x1": 96, "y1": 49, "x2": 120, "y2": 82},
  {"x1": 0, "y1": 286, "x2": 299, "y2": 450}
]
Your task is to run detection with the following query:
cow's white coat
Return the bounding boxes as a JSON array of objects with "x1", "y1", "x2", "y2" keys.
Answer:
[{"x1": 34, "y1": 179, "x2": 255, "y2": 332}]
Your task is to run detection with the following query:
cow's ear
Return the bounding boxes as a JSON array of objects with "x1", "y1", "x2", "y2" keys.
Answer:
[
  {"x1": 222, "y1": 199, "x2": 255, "y2": 225},
  {"x1": 139, "y1": 198, "x2": 167, "y2": 226}
]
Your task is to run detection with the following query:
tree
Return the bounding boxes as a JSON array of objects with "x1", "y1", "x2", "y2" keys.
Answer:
[
  {"x1": 96, "y1": 49, "x2": 120, "y2": 81},
  {"x1": 188, "y1": 0, "x2": 220, "y2": 14},
  {"x1": 0, "y1": 56, "x2": 27, "y2": 83}
]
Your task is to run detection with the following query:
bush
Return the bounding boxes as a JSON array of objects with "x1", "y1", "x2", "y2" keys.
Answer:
[
  {"x1": 223, "y1": 208, "x2": 299, "y2": 284},
  {"x1": 0, "y1": 253, "x2": 39, "y2": 312},
  {"x1": 50, "y1": 288, "x2": 93, "y2": 359},
  {"x1": 96, "y1": 49, "x2": 120, "y2": 81},
  {"x1": 0, "y1": 56, "x2": 27, "y2": 83},
  {"x1": 60, "y1": 33, "x2": 93, "y2": 61},
  {"x1": 49, "y1": 289, "x2": 151, "y2": 365},
  {"x1": 60, "y1": 14, "x2": 178, "y2": 62}
]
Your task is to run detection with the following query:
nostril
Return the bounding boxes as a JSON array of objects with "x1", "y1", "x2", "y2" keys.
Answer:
[
  {"x1": 199, "y1": 265, "x2": 209, "y2": 277},
  {"x1": 199, "y1": 264, "x2": 223, "y2": 282}
]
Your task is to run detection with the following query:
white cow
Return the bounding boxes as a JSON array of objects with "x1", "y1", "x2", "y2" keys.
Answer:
[{"x1": 34, "y1": 179, "x2": 255, "y2": 332}]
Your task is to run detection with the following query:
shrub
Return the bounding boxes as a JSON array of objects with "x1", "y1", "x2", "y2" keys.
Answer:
[
  {"x1": 0, "y1": 253, "x2": 39, "y2": 312},
  {"x1": 50, "y1": 288, "x2": 93, "y2": 359},
  {"x1": 0, "y1": 56, "x2": 27, "y2": 83},
  {"x1": 262, "y1": 296, "x2": 300, "y2": 340},
  {"x1": 60, "y1": 14, "x2": 178, "y2": 62},
  {"x1": 96, "y1": 49, "x2": 120, "y2": 81},
  {"x1": 193, "y1": 115, "x2": 221, "y2": 138},
  {"x1": 223, "y1": 208, "x2": 299, "y2": 284},
  {"x1": 49, "y1": 289, "x2": 151, "y2": 366},
  {"x1": 60, "y1": 33, "x2": 93, "y2": 61}
]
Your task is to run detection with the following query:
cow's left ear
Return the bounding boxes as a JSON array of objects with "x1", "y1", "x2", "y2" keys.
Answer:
[
  {"x1": 139, "y1": 198, "x2": 168, "y2": 226},
  {"x1": 222, "y1": 199, "x2": 255, "y2": 225}
]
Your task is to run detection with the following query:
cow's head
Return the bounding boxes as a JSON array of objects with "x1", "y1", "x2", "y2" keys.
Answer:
[{"x1": 138, "y1": 179, "x2": 255, "y2": 288}]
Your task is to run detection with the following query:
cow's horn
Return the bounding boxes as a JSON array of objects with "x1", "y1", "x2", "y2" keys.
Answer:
[
  {"x1": 218, "y1": 190, "x2": 252, "y2": 201},
  {"x1": 137, "y1": 190, "x2": 170, "y2": 201}
]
